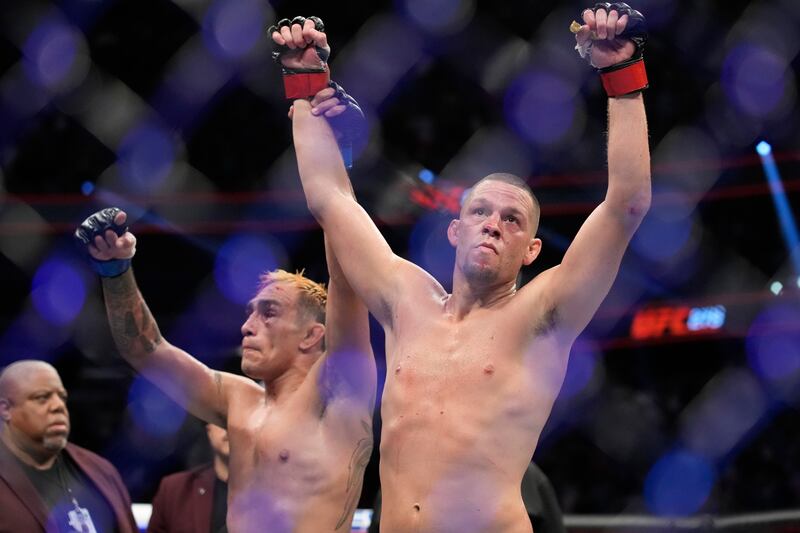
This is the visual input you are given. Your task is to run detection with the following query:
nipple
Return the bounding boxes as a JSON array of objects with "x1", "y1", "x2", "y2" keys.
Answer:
[{"x1": 279, "y1": 449, "x2": 290, "y2": 462}]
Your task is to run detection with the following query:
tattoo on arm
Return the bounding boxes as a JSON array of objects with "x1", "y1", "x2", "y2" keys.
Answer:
[
  {"x1": 335, "y1": 420, "x2": 373, "y2": 530},
  {"x1": 102, "y1": 272, "x2": 163, "y2": 361}
]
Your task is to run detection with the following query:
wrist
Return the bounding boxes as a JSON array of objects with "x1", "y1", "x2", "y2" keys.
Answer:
[
  {"x1": 282, "y1": 66, "x2": 330, "y2": 100},
  {"x1": 598, "y1": 57, "x2": 648, "y2": 97},
  {"x1": 91, "y1": 258, "x2": 131, "y2": 278}
]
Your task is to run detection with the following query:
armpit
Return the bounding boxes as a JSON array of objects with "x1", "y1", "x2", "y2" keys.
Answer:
[{"x1": 532, "y1": 306, "x2": 559, "y2": 337}]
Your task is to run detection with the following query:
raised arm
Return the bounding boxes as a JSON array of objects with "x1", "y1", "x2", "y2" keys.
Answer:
[
  {"x1": 535, "y1": 5, "x2": 652, "y2": 341},
  {"x1": 76, "y1": 209, "x2": 252, "y2": 427},
  {"x1": 317, "y1": 235, "x2": 376, "y2": 407},
  {"x1": 273, "y1": 19, "x2": 421, "y2": 327}
]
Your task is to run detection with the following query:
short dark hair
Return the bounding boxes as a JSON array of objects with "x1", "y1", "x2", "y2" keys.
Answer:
[{"x1": 462, "y1": 173, "x2": 540, "y2": 234}]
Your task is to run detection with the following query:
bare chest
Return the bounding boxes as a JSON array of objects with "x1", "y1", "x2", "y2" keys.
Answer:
[
  {"x1": 384, "y1": 309, "x2": 567, "y2": 424},
  {"x1": 225, "y1": 404, "x2": 338, "y2": 491}
]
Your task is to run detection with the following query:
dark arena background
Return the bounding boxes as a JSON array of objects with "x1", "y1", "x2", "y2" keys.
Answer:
[{"x1": 2, "y1": 0, "x2": 800, "y2": 530}]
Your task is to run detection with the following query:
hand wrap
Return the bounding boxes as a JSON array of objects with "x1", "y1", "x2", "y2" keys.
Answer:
[
  {"x1": 579, "y1": 3, "x2": 649, "y2": 97},
  {"x1": 74, "y1": 207, "x2": 131, "y2": 278},
  {"x1": 268, "y1": 16, "x2": 330, "y2": 100}
]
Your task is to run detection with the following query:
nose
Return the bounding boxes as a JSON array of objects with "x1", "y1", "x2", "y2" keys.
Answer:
[
  {"x1": 50, "y1": 395, "x2": 67, "y2": 414},
  {"x1": 482, "y1": 214, "x2": 501, "y2": 238},
  {"x1": 241, "y1": 313, "x2": 256, "y2": 337}
]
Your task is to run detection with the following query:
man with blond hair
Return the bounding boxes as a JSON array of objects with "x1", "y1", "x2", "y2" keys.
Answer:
[{"x1": 76, "y1": 207, "x2": 376, "y2": 532}]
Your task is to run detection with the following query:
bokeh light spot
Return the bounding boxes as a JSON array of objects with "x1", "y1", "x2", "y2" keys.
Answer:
[
  {"x1": 505, "y1": 71, "x2": 580, "y2": 147},
  {"x1": 214, "y1": 234, "x2": 287, "y2": 305},
  {"x1": 746, "y1": 303, "x2": 800, "y2": 384},
  {"x1": 631, "y1": 190, "x2": 698, "y2": 263},
  {"x1": 127, "y1": 375, "x2": 187, "y2": 438},
  {"x1": 722, "y1": 44, "x2": 791, "y2": 118},
  {"x1": 22, "y1": 18, "x2": 87, "y2": 90},
  {"x1": 408, "y1": 213, "x2": 455, "y2": 287},
  {"x1": 400, "y1": 0, "x2": 475, "y2": 34},
  {"x1": 204, "y1": 0, "x2": 267, "y2": 59},
  {"x1": 118, "y1": 122, "x2": 176, "y2": 193},
  {"x1": 31, "y1": 258, "x2": 87, "y2": 325},
  {"x1": 644, "y1": 450, "x2": 715, "y2": 516},
  {"x1": 558, "y1": 342, "x2": 601, "y2": 400}
]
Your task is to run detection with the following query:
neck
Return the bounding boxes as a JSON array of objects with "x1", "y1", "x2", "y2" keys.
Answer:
[
  {"x1": 448, "y1": 271, "x2": 518, "y2": 318},
  {"x1": 0, "y1": 427, "x2": 60, "y2": 470},
  {"x1": 213, "y1": 454, "x2": 229, "y2": 483},
  {"x1": 262, "y1": 354, "x2": 317, "y2": 403}
]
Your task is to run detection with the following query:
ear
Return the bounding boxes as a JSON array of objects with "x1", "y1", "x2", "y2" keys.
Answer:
[
  {"x1": 0, "y1": 398, "x2": 11, "y2": 423},
  {"x1": 299, "y1": 323, "x2": 325, "y2": 353},
  {"x1": 522, "y1": 237, "x2": 542, "y2": 266},
  {"x1": 447, "y1": 219, "x2": 460, "y2": 248}
]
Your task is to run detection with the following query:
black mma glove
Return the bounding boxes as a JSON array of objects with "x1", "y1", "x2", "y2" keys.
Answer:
[
  {"x1": 74, "y1": 207, "x2": 131, "y2": 278},
  {"x1": 268, "y1": 16, "x2": 330, "y2": 100},
  {"x1": 578, "y1": 3, "x2": 649, "y2": 97}
]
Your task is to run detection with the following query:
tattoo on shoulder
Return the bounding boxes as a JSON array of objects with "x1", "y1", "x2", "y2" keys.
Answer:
[{"x1": 335, "y1": 419, "x2": 373, "y2": 530}]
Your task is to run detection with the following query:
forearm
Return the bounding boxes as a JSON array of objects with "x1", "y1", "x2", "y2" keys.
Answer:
[
  {"x1": 324, "y1": 236, "x2": 370, "y2": 351},
  {"x1": 606, "y1": 94, "x2": 651, "y2": 217},
  {"x1": 292, "y1": 99, "x2": 352, "y2": 217},
  {"x1": 101, "y1": 269, "x2": 163, "y2": 368}
]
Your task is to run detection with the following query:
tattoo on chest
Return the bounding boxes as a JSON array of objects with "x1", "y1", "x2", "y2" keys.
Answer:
[
  {"x1": 335, "y1": 419, "x2": 373, "y2": 530},
  {"x1": 103, "y1": 274, "x2": 163, "y2": 356}
]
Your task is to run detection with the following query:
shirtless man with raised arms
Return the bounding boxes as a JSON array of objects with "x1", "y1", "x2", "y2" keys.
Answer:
[
  {"x1": 281, "y1": 3, "x2": 651, "y2": 531},
  {"x1": 75, "y1": 211, "x2": 375, "y2": 530}
]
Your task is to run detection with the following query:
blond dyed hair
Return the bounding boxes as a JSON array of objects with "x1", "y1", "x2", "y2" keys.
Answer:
[{"x1": 257, "y1": 269, "x2": 327, "y2": 325}]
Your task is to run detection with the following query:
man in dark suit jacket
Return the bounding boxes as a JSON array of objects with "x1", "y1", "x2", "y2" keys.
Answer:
[
  {"x1": 0, "y1": 359, "x2": 138, "y2": 533},
  {"x1": 148, "y1": 424, "x2": 230, "y2": 533}
]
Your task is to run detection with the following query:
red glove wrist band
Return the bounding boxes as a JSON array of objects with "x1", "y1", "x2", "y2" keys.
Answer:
[
  {"x1": 599, "y1": 58, "x2": 648, "y2": 97},
  {"x1": 283, "y1": 70, "x2": 331, "y2": 100}
]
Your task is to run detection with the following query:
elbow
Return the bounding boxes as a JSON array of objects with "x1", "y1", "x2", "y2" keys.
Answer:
[
  {"x1": 608, "y1": 183, "x2": 651, "y2": 223},
  {"x1": 305, "y1": 192, "x2": 329, "y2": 222},
  {"x1": 626, "y1": 188, "x2": 651, "y2": 220}
]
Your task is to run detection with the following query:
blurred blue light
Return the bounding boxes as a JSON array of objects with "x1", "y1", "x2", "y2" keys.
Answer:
[
  {"x1": 214, "y1": 234, "x2": 287, "y2": 305},
  {"x1": 419, "y1": 168, "x2": 436, "y2": 184},
  {"x1": 401, "y1": 0, "x2": 475, "y2": 34},
  {"x1": 756, "y1": 139, "x2": 800, "y2": 276},
  {"x1": 408, "y1": 213, "x2": 455, "y2": 288},
  {"x1": 631, "y1": 207, "x2": 695, "y2": 262},
  {"x1": 644, "y1": 450, "x2": 715, "y2": 516},
  {"x1": 746, "y1": 303, "x2": 800, "y2": 383},
  {"x1": 118, "y1": 122, "x2": 176, "y2": 193},
  {"x1": 127, "y1": 376, "x2": 186, "y2": 437},
  {"x1": 80, "y1": 181, "x2": 95, "y2": 196},
  {"x1": 31, "y1": 258, "x2": 87, "y2": 325},
  {"x1": 756, "y1": 140, "x2": 772, "y2": 156},
  {"x1": 558, "y1": 343, "x2": 600, "y2": 400},
  {"x1": 504, "y1": 71, "x2": 579, "y2": 146},
  {"x1": 203, "y1": 0, "x2": 266, "y2": 59},
  {"x1": 722, "y1": 44, "x2": 789, "y2": 118},
  {"x1": 22, "y1": 19, "x2": 79, "y2": 89}
]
